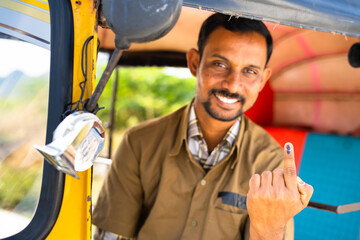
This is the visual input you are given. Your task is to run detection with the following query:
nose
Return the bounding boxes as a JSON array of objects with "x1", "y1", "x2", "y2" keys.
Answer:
[{"x1": 221, "y1": 69, "x2": 243, "y2": 92}]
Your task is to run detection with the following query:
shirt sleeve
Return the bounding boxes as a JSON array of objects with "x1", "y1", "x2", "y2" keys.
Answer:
[{"x1": 92, "y1": 131, "x2": 143, "y2": 237}]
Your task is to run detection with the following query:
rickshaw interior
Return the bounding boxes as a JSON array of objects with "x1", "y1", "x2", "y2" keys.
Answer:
[{"x1": 0, "y1": 0, "x2": 359, "y2": 239}]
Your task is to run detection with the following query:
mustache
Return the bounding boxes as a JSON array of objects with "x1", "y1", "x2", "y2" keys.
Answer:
[{"x1": 209, "y1": 89, "x2": 245, "y2": 104}]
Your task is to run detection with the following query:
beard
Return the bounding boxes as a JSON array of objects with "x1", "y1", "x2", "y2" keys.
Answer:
[{"x1": 201, "y1": 89, "x2": 246, "y2": 122}]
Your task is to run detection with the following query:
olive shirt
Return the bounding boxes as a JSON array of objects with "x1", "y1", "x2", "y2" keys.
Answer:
[{"x1": 92, "y1": 103, "x2": 294, "y2": 240}]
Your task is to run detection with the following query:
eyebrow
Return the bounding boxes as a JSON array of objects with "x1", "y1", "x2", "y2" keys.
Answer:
[
  {"x1": 248, "y1": 64, "x2": 261, "y2": 70},
  {"x1": 212, "y1": 54, "x2": 262, "y2": 70},
  {"x1": 212, "y1": 54, "x2": 229, "y2": 62}
]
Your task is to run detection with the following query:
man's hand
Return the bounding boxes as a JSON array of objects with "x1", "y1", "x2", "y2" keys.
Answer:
[{"x1": 246, "y1": 143, "x2": 314, "y2": 240}]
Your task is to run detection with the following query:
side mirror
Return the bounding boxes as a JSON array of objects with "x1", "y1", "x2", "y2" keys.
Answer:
[
  {"x1": 34, "y1": 112, "x2": 105, "y2": 179},
  {"x1": 101, "y1": 0, "x2": 183, "y2": 49}
]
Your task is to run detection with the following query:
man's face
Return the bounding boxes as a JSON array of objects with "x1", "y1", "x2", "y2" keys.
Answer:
[{"x1": 187, "y1": 27, "x2": 271, "y2": 122}]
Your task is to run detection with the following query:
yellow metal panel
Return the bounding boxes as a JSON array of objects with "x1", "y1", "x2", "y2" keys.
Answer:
[
  {"x1": 0, "y1": 0, "x2": 50, "y2": 23},
  {"x1": 46, "y1": 0, "x2": 98, "y2": 239},
  {"x1": 19, "y1": 0, "x2": 49, "y2": 11},
  {"x1": 46, "y1": 171, "x2": 92, "y2": 240}
]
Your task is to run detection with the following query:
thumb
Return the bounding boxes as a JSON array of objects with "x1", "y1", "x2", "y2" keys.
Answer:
[{"x1": 297, "y1": 176, "x2": 314, "y2": 207}]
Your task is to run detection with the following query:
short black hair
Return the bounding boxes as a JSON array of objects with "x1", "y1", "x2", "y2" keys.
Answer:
[{"x1": 197, "y1": 13, "x2": 273, "y2": 65}]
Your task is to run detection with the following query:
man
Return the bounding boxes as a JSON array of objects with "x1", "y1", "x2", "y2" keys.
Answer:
[{"x1": 93, "y1": 13, "x2": 313, "y2": 240}]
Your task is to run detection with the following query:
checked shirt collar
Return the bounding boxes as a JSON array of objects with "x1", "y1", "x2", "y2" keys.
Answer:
[{"x1": 187, "y1": 104, "x2": 240, "y2": 172}]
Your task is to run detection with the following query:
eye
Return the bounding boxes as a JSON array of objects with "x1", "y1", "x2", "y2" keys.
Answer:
[
  {"x1": 243, "y1": 68, "x2": 258, "y2": 75},
  {"x1": 213, "y1": 61, "x2": 227, "y2": 69}
]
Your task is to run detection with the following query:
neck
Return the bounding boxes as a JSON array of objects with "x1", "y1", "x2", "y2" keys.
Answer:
[{"x1": 194, "y1": 102, "x2": 236, "y2": 152}]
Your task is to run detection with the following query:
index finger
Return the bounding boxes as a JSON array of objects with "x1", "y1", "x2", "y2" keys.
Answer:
[{"x1": 284, "y1": 142, "x2": 297, "y2": 187}]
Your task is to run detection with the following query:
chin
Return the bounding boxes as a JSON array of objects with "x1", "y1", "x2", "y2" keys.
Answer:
[{"x1": 205, "y1": 104, "x2": 243, "y2": 122}]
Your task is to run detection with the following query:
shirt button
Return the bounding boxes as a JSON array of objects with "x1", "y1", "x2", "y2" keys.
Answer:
[
  {"x1": 191, "y1": 220, "x2": 197, "y2": 227},
  {"x1": 200, "y1": 179, "x2": 206, "y2": 186}
]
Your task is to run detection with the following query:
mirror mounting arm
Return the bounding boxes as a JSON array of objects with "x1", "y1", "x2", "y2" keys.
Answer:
[{"x1": 85, "y1": 48, "x2": 123, "y2": 113}]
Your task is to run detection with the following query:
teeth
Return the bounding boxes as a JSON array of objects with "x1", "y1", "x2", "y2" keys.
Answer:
[{"x1": 216, "y1": 95, "x2": 238, "y2": 104}]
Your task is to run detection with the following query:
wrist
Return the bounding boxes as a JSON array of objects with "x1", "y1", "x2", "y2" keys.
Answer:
[{"x1": 249, "y1": 224, "x2": 284, "y2": 240}]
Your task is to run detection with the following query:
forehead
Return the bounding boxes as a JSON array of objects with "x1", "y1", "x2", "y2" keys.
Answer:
[{"x1": 203, "y1": 27, "x2": 267, "y2": 62}]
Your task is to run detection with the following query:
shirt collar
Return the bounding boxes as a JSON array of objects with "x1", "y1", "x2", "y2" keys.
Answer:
[
  {"x1": 187, "y1": 104, "x2": 241, "y2": 147},
  {"x1": 169, "y1": 100, "x2": 247, "y2": 164}
]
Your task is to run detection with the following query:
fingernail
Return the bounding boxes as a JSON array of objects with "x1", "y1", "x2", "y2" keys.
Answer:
[
  {"x1": 297, "y1": 176, "x2": 305, "y2": 185},
  {"x1": 286, "y1": 143, "x2": 291, "y2": 154}
]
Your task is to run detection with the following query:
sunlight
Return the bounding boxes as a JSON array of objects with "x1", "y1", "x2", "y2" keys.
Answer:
[{"x1": 0, "y1": 39, "x2": 50, "y2": 77}]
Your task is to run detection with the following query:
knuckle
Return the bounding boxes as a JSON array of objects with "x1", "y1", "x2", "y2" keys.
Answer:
[
  {"x1": 273, "y1": 168, "x2": 284, "y2": 176},
  {"x1": 249, "y1": 174, "x2": 260, "y2": 190},
  {"x1": 259, "y1": 186, "x2": 274, "y2": 197},
  {"x1": 307, "y1": 184, "x2": 314, "y2": 194},
  {"x1": 262, "y1": 189, "x2": 272, "y2": 198},
  {"x1": 285, "y1": 167, "x2": 297, "y2": 176},
  {"x1": 274, "y1": 187, "x2": 285, "y2": 198},
  {"x1": 261, "y1": 170, "x2": 272, "y2": 178},
  {"x1": 252, "y1": 173, "x2": 260, "y2": 179},
  {"x1": 250, "y1": 173, "x2": 260, "y2": 183}
]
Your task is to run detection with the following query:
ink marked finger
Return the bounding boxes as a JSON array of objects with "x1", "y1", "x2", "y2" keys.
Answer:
[{"x1": 284, "y1": 142, "x2": 297, "y2": 187}]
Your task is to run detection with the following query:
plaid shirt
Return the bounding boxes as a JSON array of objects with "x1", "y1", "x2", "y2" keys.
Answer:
[{"x1": 187, "y1": 105, "x2": 240, "y2": 172}]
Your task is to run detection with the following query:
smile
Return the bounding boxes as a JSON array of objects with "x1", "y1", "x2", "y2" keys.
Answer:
[{"x1": 215, "y1": 94, "x2": 239, "y2": 104}]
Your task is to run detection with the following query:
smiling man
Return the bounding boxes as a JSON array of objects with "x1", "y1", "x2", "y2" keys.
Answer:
[{"x1": 93, "y1": 13, "x2": 313, "y2": 240}]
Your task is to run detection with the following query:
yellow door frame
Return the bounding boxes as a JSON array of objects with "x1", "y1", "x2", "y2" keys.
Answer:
[{"x1": 46, "y1": 0, "x2": 98, "y2": 239}]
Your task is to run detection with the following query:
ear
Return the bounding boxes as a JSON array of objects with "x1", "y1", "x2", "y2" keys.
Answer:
[
  {"x1": 259, "y1": 67, "x2": 272, "y2": 91},
  {"x1": 186, "y1": 48, "x2": 200, "y2": 77}
]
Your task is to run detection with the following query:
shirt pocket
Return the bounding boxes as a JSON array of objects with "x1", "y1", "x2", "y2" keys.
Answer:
[{"x1": 215, "y1": 191, "x2": 248, "y2": 214}]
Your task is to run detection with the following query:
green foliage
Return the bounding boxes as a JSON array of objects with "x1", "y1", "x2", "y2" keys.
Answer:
[
  {"x1": 97, "y1": 67, "x2": 196, "y2": 129},
  {"x1": 0, "y1": 164, "x2": 41, "y2": 215}
]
